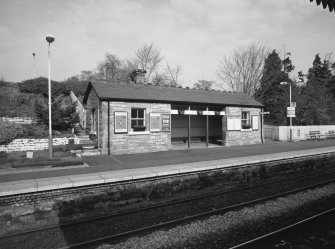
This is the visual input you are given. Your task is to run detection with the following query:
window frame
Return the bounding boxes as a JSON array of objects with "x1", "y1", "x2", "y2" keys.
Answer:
[
  {"x1": 131, "y1": 108, "x2": 146, "y2": 131},
  {"x1": 241, "y1": 111, "x2": 251, "y2": 129}
]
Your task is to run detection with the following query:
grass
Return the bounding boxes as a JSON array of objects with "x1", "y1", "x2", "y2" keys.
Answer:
[{"x1": 0, "y1": 148, "x2": 82, "y2": 169}]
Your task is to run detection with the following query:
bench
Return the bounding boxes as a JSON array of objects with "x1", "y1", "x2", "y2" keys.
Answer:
[
  {"x1": 182, "y1": 136, "x2": 205, "y2": 143},
  {"x1": 308, "y1": 131, "x2": 325, "y2": 141},
  {"x1": 326, "y1": 130, "x2": 335, "y2": 139},
  {"x1": 171, "y1": 137, "x2": 205, "y2": 144}
]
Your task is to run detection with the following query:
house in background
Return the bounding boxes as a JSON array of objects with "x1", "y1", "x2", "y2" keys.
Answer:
[{"x1": 82, "y1": 70, "x2": 264, "y2": 155}]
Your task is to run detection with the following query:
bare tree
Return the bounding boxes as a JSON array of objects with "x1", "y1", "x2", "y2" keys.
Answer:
[
  {"x1": 164, "y1": 63, "x2": 182, "y2": 86},
  {"x1": 96, "y1": 53, "x2": 122, "y2": 83},
  {"x1": 217, "y1": 41, "x2": 269, "y2": 95},
  {"x1": 134, "y1": 43, "x2": 163, "y2": 83}
]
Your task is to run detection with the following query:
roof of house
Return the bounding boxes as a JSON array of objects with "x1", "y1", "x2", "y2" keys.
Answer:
[{"x1": 83, "y1": 81, "x2": 263, "y2": 107}]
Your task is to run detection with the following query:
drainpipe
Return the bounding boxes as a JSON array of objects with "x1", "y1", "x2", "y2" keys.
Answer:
[
  {"x1": 261, "y1": 107, "x2": 264, "y2": 144},
  {"x1": 107, "y1": 101, "x2": 110, "y2": 155},
  {"x1": 188, "y1": 106, "x2": 191, "y2": 148}
]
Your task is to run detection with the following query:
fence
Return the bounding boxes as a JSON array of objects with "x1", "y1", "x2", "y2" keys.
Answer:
[{"x1": 264, "y1": 125, "x2": 335, "y2": 141}]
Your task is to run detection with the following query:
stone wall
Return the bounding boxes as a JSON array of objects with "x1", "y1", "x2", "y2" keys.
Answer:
[
  {"x1": 100, "y1": 101, "x2": 171, "y2": 155},
  {"x1": 1, "y1": 116, "x2": 35, "y2": 124},
  {"x1": 0, "y1": 137, "x2": 79, "y2": 153},
  {"x1": 223, "y1": 107, "x2": 262, "y2": 146}
]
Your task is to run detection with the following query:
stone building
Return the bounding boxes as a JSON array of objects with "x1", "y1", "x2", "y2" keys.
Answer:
[{"x1": 83, "y1": 74, "x2": 264, "y2": 155}]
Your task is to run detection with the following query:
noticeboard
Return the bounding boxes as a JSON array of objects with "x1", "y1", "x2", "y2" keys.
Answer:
[
  {"x1": 252, "y1": 115, "x2": 259, "y2": 130},
  {"x1": 161, "y1": 113, "x2": 171, "y2": 131},
  {"x1": 227, "y1": 115, "x2": 241, "y2": 131},
  {"x1": 114, "y1": 111, "x2": 128, "y2": 133},
  {"x1": 150, "y1": 113, "x2": 161, "y2": 131}
]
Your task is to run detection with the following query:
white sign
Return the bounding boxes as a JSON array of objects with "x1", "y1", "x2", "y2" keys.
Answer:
[
  {"x1": 252, "y1": 116, "x2": 259, "y2": 130},
  {"x1": 183, "y1": 110, "x2": 197, "y2": 115},
  {"x1": 26, "y1": 151, "x2": 33, "y2": 158},
  {"x1": 287, "y1": 107, "x2": 295, "y2": 117},
  {"x1": 201, "y1": 111, "x2": 215, "y2": 115},
  {"x1": 170, "y1": 110, "x2": 179, "y2": 115},
  {"x1": 260, "y1": 112, "x2": 270, "y2": 115}
]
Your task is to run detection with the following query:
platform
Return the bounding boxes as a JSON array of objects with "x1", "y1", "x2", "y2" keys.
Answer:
[{"x1": 1, "y1": 140, "x2": 335, "y2": 197}]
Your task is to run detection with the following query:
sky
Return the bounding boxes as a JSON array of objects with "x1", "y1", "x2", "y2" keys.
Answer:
[{"x1": 0, "y1": 0, "x2": 334, "y2": 89}]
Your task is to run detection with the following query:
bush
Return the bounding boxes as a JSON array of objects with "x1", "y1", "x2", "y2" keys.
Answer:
[
  {"x1": 20, "y1": 124, "x2": 48, "y2": 138},
  {"x1": 19, "y1": 77, "x2": 68, "y2": 98},
  {"x1": 35, "y1": 96, "x2": 79, "y2": 131},
  {"x1": 0, "y1": 121, "x2": 25, "y2": 145}
]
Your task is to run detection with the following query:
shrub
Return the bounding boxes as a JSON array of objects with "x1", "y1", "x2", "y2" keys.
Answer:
[
  {"x1": 35, "y1": 96, "x2": 79, "y2": 131},
  {"x1": 20, "y1": 124, "x2": 48, "y2": 138},
  {"x1": 0, "y1": 121, "x2": 25, "y2": 145},
  {"x1": 19, "y1": 77, "x2": 68, "y2": 98}
]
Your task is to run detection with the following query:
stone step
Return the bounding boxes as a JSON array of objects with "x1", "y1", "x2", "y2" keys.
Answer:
[
  {"x1": 79, "y1": 140, "x2": 94, "y2": 145},
  {"x1": 82, "y1": 145, "x2": 95, "y2": 150},
  {"x1": 77, "y1": 135, "x2": 90, "y2": 140},
  {"x1": 80, "y1": 149, "x2": 101, "y2": 157}
]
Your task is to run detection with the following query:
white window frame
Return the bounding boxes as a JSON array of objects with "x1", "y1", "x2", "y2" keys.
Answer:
[
  {"x1": 241, "y1": 111, "x2": 251, "y2": 129},
  {"x1": 131, "y1": 108, "x2": 146, "y2": 131}
]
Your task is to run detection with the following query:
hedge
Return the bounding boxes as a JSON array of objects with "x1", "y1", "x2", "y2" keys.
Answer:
[{"x1": 98, "y1": 184, "x2": 335, "y2": 249}]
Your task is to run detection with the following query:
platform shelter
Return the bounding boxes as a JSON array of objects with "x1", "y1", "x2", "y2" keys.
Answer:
[{"x1": 83, "y1": 75, "x2": 264, "y2": 155}]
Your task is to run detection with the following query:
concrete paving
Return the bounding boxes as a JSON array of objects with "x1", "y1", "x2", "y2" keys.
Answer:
[{"x1": 1, "y1": 139, "x2": 335, "y2": 197}]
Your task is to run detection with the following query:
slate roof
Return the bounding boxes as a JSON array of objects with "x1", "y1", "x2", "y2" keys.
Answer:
[{"x1": 83, "y1": 81, "x2": 263, "y2": 108}]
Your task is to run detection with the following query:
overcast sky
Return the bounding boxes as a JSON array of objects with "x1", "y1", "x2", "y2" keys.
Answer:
[{"x1": 0, "y1": 0, "x2": 333, "y2": 88}]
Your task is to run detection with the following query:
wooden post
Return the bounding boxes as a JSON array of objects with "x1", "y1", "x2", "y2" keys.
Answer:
[
  {"x1": 107, "y1": 101, "x2": 110, "y2": 155},
  {"x1": 206, "y1": 107, "x2": 209, "y2": 147}
]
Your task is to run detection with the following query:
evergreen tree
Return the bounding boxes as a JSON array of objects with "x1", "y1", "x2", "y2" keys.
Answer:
[
  {"x1": 254, "y1": 50, "x2": 292, "y2": 125},
  {"x1": 35, "y1": 96, "x2": 79, "y2": 131},
  {"x1": 302, "y1": 54, "x2": 334, "y2": 124}
]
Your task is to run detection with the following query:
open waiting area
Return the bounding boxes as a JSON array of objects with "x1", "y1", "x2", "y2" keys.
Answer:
[{"x1": 83, "y1": 71, "x2": 264, "y2": 155}]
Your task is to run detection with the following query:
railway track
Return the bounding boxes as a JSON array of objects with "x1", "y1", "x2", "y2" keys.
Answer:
[
  {"x1": 1, "y1": 168, "x2": 335, "y2": 249},
  {"x1": 230, "y1": 207, "x2": 335, "y2": 249}
]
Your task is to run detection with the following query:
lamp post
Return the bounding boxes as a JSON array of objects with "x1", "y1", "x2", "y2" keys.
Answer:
[
  {"x1": 280, "y1": 81, "x2": 293, "y2": 141},
  {"x1": 32, "y1": 53, "x2": 36, "y2": 78},
  {"x1": 46, "y1": 34, "x2": 55, "y2": 160}
]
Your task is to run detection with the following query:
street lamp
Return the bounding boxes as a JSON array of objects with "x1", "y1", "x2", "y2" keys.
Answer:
[
  {"x1": 32, "y1": 53, "x2": 36, "y2": 78},
  {"x1": 280, "y1": 81, "x2": 293, "y2": 141},
  {"x1": 46, "y1": 34, "x2": 55, "y2": 160}
]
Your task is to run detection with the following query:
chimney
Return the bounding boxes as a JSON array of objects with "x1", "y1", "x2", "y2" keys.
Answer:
[{"x1": 131, "y1": 69, "x2": 147, "y2": 84}]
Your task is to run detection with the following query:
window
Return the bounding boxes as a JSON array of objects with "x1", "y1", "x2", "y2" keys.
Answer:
[
  {"x1": 131, "y1": 108, "x2": 146, "y2": 131},
  {"x1": 241, "y1": 111, "x2": 251, "y2": 129}
]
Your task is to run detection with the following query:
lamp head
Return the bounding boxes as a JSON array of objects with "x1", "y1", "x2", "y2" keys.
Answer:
[
  {"x1": 32, "y1": 53, "x2": 35, "y2": 57},
  {"x1": 46, "y1": 34, "x2": 55, "y2": 44},
  {"x1": 280, "y1": 81, "x2": 288, "y2": 85}
]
